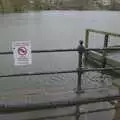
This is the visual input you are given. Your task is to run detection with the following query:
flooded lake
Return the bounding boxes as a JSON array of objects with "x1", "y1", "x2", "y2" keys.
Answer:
[{"x1": 0, "y1": 11, "x2": 120, "y2": 120}]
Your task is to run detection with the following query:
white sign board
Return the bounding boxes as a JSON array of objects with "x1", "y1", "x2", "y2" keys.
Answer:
[{"x1": 12, "y1": 41, "x2": 32, "y2": 66}]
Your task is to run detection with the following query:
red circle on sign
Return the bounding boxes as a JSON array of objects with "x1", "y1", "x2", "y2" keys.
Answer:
[{"x1": 18, "y1": 47, "x2": 27, "y2": 55}]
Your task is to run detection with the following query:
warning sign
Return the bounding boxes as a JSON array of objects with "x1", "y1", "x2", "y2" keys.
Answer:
[
  {"x1": 12, "y1": 41, "x2": 32, "y2": 66},
  {"x1": 18, "y1": 47, "x2": 27, "y2": 56}
]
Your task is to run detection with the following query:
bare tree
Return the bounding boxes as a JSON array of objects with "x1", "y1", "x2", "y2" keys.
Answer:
[
  {"x1": 0, "y1": 0, "x2": 4, "y2": 13},
  {"x1": 10, "y1": 0, "x2": 30, "y2": 12}
]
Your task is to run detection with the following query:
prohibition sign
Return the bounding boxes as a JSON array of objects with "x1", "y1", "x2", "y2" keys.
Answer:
[{"x1": 18, "y1": 47, "x2": 27, "y2": 55}]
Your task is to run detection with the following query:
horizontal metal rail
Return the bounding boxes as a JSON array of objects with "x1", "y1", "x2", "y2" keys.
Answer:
[
  {"x1": 83, "y1": 67, "x2": 120, "y2": 72},
  {"x1": 27, "y1": 106, "x2": 120, "y2": 120},
  {"x1": 87, "y1": 29, "x2": 120, "y2": 37},
  {"x1": 0, "y1": 67, "x2": 120, "y2": 78},
  {"x1": 0, "y1": 49, "x2": 77, "y2": 55},
  {"x1": 0, "y1": 40, "x2": 120, "y2": 119},
  {"x1": 0, "y1": 70, "x2": 77, "y2": 78},
  {"x1": 0, "y1": 95, "x2": 120, "y2": 114},
  {"x1": 0, "y1": 48, "x2": 120, "y2": 55},
  {"x1": 86, "y1": 47, "x2": 120, "y2": 51},
  {"x1": 28, "y1": 112, "x2": 75, "y2": 120}
]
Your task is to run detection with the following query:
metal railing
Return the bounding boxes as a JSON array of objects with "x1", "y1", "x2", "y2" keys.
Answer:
[
  {"x1": 85, "y1": 29, "x2": 120, "y2": 68},
  {"x1": 0, "y1": 42, "x2": 120, "y2": 91},
  {"x1": 85, "y1": 29, "x2": 120, "y2": 48},
  {"x1": 0, "y1": 37, "x2": 120, "y2": 119}
]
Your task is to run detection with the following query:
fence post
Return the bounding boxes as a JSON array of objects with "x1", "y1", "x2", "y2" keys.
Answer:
[
  {"x1": 75, "y1": 105, "x2": 80, "y2": 120},
  {"x1": 85, "y1": 30, "x2": 89, "y2": 48},
  {"x1": 75, "y1": 41, "x2": 85, "y2": 120},
  {"x1": 102, "y1": 34, "x2": 109, "y2": 68},
  {"x1": 76, "y1": 40, "x2": 85, "y2": 93},
  {"x1": 84, "y1": 29, "x2": 89, "y2": 64}
]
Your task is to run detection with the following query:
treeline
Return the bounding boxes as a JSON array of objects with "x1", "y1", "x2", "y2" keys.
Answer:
[
  {"x1": 0, "y1": 0, "x2": 30, "y2": 12},
  {"x1": 0, "y1": 0, "x2": 61, "y2": 12},
  {"x1": 0, "y1": 0, "x2": 120, "y2": 13},
  {"x1": 10, "y1": 0, "x2": 30, "y2": 12}
]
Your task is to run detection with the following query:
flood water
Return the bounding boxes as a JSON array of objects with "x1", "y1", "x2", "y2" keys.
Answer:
[{"x1": 0, "y1": 11, "x2": 120, "y2": 120}]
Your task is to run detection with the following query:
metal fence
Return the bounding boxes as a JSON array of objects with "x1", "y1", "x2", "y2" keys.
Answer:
[
  {"x1": 85, "y1": 29, "x2": 120, "y2": 48},
  {"x1": 0, "y1": 32, "x2": 120, "y2": 119},
  {"x1": 85, "y1": 29, "x2": 120, "y2": 68}
]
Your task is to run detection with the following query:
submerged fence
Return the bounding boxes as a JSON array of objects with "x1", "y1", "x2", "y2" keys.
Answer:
[{"x1": 0, "y1": 30, "x2": 120, "y2": 119}]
